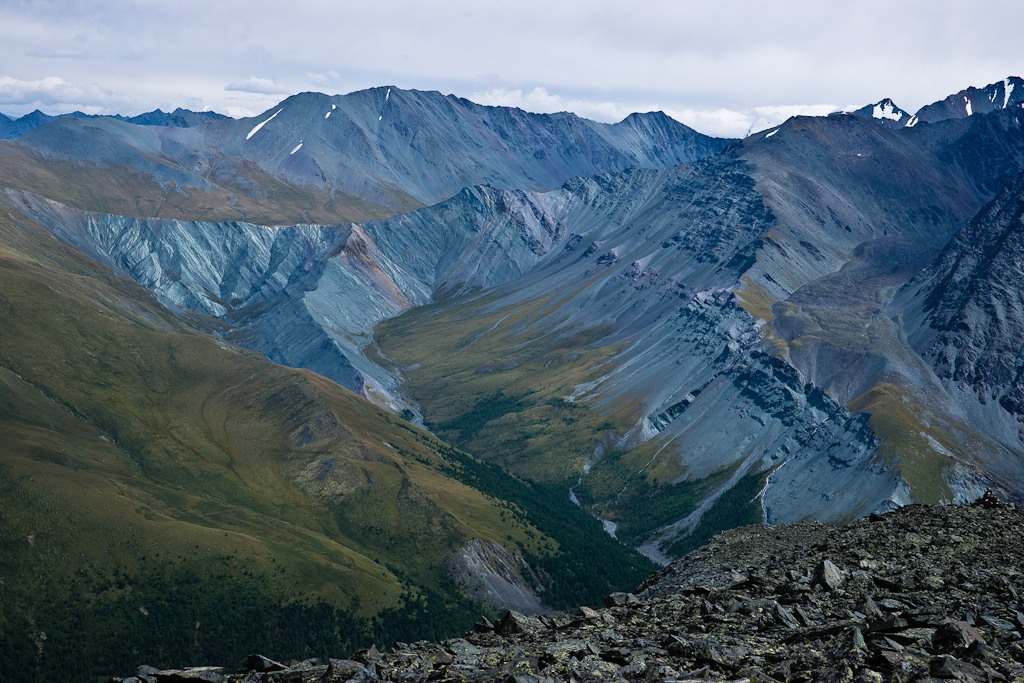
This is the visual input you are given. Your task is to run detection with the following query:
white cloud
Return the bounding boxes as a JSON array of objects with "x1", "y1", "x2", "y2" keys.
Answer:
[
  {"x1": 225, "y1": 77, "x2": 291, "y2": 95},
  {"x1": 0, "y1": 75, "x2": 128, "y2": 114},
  {"x1": 224, "y1": 106, "x2": 258, "y2": 118},
  {"x1": 305, "y1": 71, "x2": 343, "y2": 87},
  {"x1": 26, "y1": 47, "x2": 87, "y2": 59},
  {"x1": 472, "y1": 86, "x2": 851, "y2": 138},
  {"x1": 662, "y1": 108, "x2": 754, "y2": 139},
  {"x1": 472, "y1": 87, "x2": 638, "y2": 122}
]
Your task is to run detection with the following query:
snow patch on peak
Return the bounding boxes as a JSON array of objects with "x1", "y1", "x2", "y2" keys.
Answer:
[
  {"x1": 906, "y1": 114, "x2": 919, "y2": 128},
  {"x1": 290, "y1": 141, "x2": 303, "y2": 155},
  {"x1": 1004, "y1": 78, "x2": 1015, "y2": 109},
  {"x1": 385, "y1": 88, "x2": 391, "y2": 102},
  {"x1": 872, "y1": 100, "x2": 904, "y2": 121},
  {"x1": 765, "y1": 128, "x2": 780, "y2": 138},
  {"x1": 965, "y1": 96, "x2": 973, "y2": 116},
  {"x1": 325, "y1": 111, "x2": 331, "y2": 119},
  {"x1": 245, "y1": 109, "x2": 282, "y2": 141}
]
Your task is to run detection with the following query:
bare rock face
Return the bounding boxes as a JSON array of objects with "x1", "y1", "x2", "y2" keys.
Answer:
[
  {"x1": 450, "y1": 539, "x2": 549, "y2": 616},
  {"x1": 123, "y1": 498, "x2": 1024, "y2": 682}
]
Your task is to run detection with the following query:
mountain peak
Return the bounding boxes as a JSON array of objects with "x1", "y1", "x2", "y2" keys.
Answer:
[
  {"x1": 850, "y1": 97, "x2": 909, "y2": 126},
  {"x1": 871, "y1": 98, "x2": 907, "y2": 120}
]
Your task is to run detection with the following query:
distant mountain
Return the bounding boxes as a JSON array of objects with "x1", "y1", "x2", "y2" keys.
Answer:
[
  {"x1": 908, "y1": 76, "x2": 1024, "y2": 126},
  {"x1": 850, "y1": 97, "x2": 911, "y2": 127},
  {"x1": 372, "y1": 109, "x2": 1024, "y2": 556},
  {"x1": 0, "y1": 107, "x2": 225, "y2": 139},
  {"x1": 0, "y1": 108, "x2": 87, "y2": 139},
  {"x1": 118, "y1": 107, "x2": 228, "y2": 127},
  {"x1": 0, "y1": 87, "x2": 731, "y2": 225},
  {"x1": 209, "y1": 88, "x2": 731, "y2": 209},
  {"x1": 26, "y1": 95, "x2": 1024, "y2": 563}
]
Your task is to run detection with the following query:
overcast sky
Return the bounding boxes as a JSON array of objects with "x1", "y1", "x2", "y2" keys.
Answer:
[{"x1": 1, "y1": 0, "x2": 1021, "y2": 138}]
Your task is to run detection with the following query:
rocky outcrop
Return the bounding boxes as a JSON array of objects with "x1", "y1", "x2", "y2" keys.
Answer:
[
  {"x1": 850, "y1": 98, "x2": 911, "y2": 128},
  {"x1": 118, "y1": 497, "x2": 1024, "y2": 682}
]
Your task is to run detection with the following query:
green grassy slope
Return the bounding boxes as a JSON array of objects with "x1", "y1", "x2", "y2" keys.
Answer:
[
  {"x1": 0, "y1": 142, "x2": 415, "y2": 225},
  {"x1": 0, "y1": 201, "x2": 557, "y2": 680},
  {"x1": 372, "y1": 287, "x2": 635, "y2": 482}
]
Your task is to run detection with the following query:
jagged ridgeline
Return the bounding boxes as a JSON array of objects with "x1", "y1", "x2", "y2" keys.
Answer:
[
  {"x1": 0, "y1": 87, "x2": 728, "y2": 225},
  {"x1": 0, "y1": 202, "x2": 652, "y2": 682}
]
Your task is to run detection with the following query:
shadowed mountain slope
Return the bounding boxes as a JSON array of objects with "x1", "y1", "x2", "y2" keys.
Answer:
[
  {"x1": 373, "y1": 107, "x2": 1024, "y2": 558},
  {"x1": 899, "y1": 172, "x2": 1024, "y2": 467},
  {"x1": 910, "y1": 76, "x2": 1024, "y2": 127}
]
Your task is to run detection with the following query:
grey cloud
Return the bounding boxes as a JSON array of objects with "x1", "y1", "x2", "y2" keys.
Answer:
[{"x1": 225, "y1": 77, "x2": 292, "y2": 95}]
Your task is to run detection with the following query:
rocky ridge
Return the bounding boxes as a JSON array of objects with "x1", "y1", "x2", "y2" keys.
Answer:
[
  {"x1": 910, "y1": 77, "x2": 1024, "y2": 127},
  {"x1": 850, "y1": 99, "x2": 911, "y2": 128},
  {"x1": 114, "y1": 495, "x2": 1024, "y2": 682}
]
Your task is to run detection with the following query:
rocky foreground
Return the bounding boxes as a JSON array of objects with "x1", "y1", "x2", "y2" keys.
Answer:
[{"x1": 117, "y1": 495, "x2": 1024, "y2": 682}]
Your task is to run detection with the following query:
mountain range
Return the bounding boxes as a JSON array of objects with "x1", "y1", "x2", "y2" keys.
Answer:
[{"x1": 3, "y1": 77, "x2": 1024, "y2": 680}]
